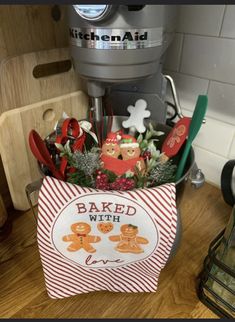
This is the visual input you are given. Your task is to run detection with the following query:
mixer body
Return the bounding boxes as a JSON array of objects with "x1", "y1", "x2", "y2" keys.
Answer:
[{"x1": 68, "y1": 5, "x2": 178, "y2": 124}]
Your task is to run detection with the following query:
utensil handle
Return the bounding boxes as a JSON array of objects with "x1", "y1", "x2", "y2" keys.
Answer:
[
  {"x1": 25, "y1": 179, "x2": 43, "y2": 220},
  {"x1": 175, "y1": 141, "x2": 191, "y2": 181},
  {"x1": 164, "y1": 75, "x2": 184, "y2": 119}
]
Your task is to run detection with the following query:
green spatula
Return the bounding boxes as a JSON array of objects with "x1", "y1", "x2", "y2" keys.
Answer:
[{"x1": 175, "y1": 95, "x2": 208, "y2": 181}]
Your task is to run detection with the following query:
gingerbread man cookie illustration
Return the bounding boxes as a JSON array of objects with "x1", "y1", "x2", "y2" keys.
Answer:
[
  {"x1": 101, "y1": 132, "x2": 121, "y2": 159},
  {"x1": 120, "y1": 135, "x2": 145, "y2": 173},
  {"x1": 101, "y1": 131, "x2": 128, "y2": 175},
  {"x1": 109, "y1": 224, "x2": 149, "y2": 254},
  {"x1": 62, "y1": 222, "x2": 101, "y2": 253}
]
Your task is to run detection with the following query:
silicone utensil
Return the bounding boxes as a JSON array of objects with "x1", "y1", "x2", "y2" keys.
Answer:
[
  {"x1": 175, "y1": 95, "x2": 208, "y2": 181},
  {"x1": 29, "y1": 130, "x2": 64, "y2": 181},
  {"x1": 55, "y1": 118, "x2": 84, "y2": 177},
  {"x1": 162, "y1": 117, "x2": 191, "y2": 158}
]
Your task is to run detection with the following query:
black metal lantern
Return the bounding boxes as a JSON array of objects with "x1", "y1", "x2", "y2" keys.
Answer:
[{"x1": 198, "y1": 160, "x2": 235, "y2": 318}]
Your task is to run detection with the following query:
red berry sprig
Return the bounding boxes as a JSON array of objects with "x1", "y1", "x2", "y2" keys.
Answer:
[
  {"x1": 95, "y1": 170, "x2": 135, "y2": 191},
  {"x1": 142, "y1": 150, "x2": 152, "y2": 161},
  {"x1": 110, "y1": 177, "x2": 135, "y2": 191},
  {"x1": 95, "y1": 171, "x2": 110, "y2": 190}
]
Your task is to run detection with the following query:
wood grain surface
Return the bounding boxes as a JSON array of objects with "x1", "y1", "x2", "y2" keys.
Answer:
[
  {"x1": 0, "y1": 4, "x2": 70, "y2": 211},
  {"x1": 0, "y1": 47, "x2": 85, "y2": 212},
  {"x1": 0, "y1": 182, "x2": 231, "y2": 318},
  {"x1": 0, "y1": 46, "x2": 84, "y2": 218},
  {"x1": 0, "y1": 91, "x2": 88, "y2": 211},
  {"x1": 0, "y1": 194, "x2": 7, "y2": 227},
  {"x1": 0, "y1": 5, "x2": 68, "y2": 61},
  {"x1": 0, "y1": 47, "x2": 81, "y2": 114}
]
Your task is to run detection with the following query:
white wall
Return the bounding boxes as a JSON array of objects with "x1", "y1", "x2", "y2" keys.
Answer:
[{"x1": 163, "y1": 5, "x2": 235, "y2": 187}]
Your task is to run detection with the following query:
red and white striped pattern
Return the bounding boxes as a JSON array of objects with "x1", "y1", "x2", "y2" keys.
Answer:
[{"x1": 37, "y1": 176, "x2": 177, "y2": 299}]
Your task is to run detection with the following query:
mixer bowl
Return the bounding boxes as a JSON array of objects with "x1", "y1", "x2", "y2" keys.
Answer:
[
  {"x1": 40, "y1": 117, "x2": 196, "y2": 204},
  {"x1": 35, "y1": 116, "x2": 199, "y2": 261},
  {"x1": 109, "y1": 116, "x2": 195, "y2": 203}
]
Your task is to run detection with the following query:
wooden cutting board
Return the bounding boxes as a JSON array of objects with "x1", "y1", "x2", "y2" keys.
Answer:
[
  {"x1": 0, "y1": 47, "x2": 85, "y2": 213},
  {"x1": 0, "y1": 91, "x2": 88, "y2": 211},
  {"x1": 0, "y1": 47, "x2": 82, "y2": 113}
]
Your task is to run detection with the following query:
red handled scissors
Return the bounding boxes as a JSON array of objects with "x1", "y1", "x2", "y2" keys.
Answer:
[{"x1": 55, "y1": 118, "x2": 86, "y2": 178}]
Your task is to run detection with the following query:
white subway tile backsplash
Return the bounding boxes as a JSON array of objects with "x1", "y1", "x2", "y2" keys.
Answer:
[
  {"x1": 164, "y1": 33, "x2": 184, "y2": 72},
  {"x1": 164, "y1": 70, "x2": 209, "y2": 111},
  {"x1": 221, "y1": 5, "x2": 235, "y2": 38},
  {"x1": 192, "y1": 146, "x2": 228, "y2": 187},
  {"x1": 163, "y1": 5, "x2": 235, "y2": 186},
  {"x1": 180, "y1": 35, "x2": 235, "y2": 85},
  {"x1": 229, "y1": 134, "x2": 235, "y2": 159},
  {"x1": 177, "y1": 5, "x2": 225, "y2": 37},
  {"x1": 207, "y1": 81, "x2": 235, "y2": 125},
  {"x1": 193, "y1": 117, "x2": 235, "y2": 157}
]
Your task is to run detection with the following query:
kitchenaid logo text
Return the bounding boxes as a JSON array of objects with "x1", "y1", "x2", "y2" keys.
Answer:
[
  {"x1": 70, "y1": 28, "x2": 148, "y2": 42},
  {"x1": 69, "y1": 27, "x2": 162, "y2": 49}
]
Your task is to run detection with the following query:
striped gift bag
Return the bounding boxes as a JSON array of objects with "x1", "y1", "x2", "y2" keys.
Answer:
[{"x1": 37, "y1": 176, "x2": 177, "y2": 298}]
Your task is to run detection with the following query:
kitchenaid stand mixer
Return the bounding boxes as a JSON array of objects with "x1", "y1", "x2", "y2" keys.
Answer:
[
  {"x1": 68, "y1": 4, "x2": 180, "y2": 140},
  {"x1": 25, "y1": 5, "x2": 205, "y2": 263}
]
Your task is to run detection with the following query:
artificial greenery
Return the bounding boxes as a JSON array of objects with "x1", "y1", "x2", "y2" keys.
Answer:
[
  {"x1": 132, "y1": 123, "x2": 177, "y2": 188},
  {"x1": 55, "y1": 141, "x2": 101, "y2": 187},
  {"x1": 67, "y1": 170, "x2": 95, "y2": 187},
  {"x1": 102, "y1": 169, "x2": 118, "y2": 183},
  {"x1": 133, "y1": 160, "x2": 177, "y2": 189},
  {"x1": 148, "y1": 160, "x2": 177, "y2": 187},
  {"x1": 55, "y1": 123, "x2": 177, "y2": 190},
  {"x1": 133, "y1": 166, "x2": 148, "y2": 189},
  {"x1": 137, "y1": 123, "x2": 164, "y2": 153},
  {"x1": 137, "y1": 123, "x2": 166, "y2": 173}
]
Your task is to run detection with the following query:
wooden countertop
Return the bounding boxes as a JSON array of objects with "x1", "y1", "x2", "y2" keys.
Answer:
[{"x1": 0, "y1": 182, "x2": 232, "y2": 318}]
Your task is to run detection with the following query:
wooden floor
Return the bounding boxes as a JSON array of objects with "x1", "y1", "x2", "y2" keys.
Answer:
[{"x1": 0, "y1": 182, "x2": 232, "y2": 318}]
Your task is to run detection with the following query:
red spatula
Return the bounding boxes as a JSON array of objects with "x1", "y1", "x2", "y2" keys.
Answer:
[
  {"x1": 29, "y1": 130, "x2": 64, "y2": 181},
  {"x1": 161, "y1": 117, "x2": 191, "y2": 158}
]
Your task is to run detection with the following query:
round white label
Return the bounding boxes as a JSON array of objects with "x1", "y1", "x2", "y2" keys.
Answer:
[{"x1": 51, "y1": 193, "x2": 159, "y2": 269}]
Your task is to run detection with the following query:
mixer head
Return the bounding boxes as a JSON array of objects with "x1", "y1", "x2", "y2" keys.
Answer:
[{"x1": 68, "y1": 5, "x2": 178, "y2": 142}]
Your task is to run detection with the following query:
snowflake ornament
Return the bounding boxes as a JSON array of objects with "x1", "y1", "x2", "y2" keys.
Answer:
[{"x1": 122, "y1": 99, "x2": 151, "y2": 133}]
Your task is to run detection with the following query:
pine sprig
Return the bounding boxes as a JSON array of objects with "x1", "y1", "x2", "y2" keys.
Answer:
[
  {"x1": 71, "y1": 149, "x2": 101, "y2": 176},
  {"x1": 147, "y1": 160, "x2": 177, "y2": 187},
  {"x1": 67, "y1": 170, "x2": 95, "y2": 187},
  {"x1": 55, "y1": 142, "x2": 101, "y2": 187}
]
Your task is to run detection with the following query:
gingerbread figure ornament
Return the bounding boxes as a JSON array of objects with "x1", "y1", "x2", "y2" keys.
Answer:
[
  {"x1": 122, "y1": 99, "x2": 151, "y2": 134},
  {"x1": 62, "y1": 222, "x2": 101, "y2": 253},
  {"x1": 101, "y1": 132, "x2": 129, "y2": 176},
  {"x1": 120, "y1": 135, "x2": 145, "y2": 173},
  {"x1": 109, "y1": 224, "x2": 149, "y2": 254},
  {"x1": 101, "y1": 132, "x2": 121, "y2": 159}
]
